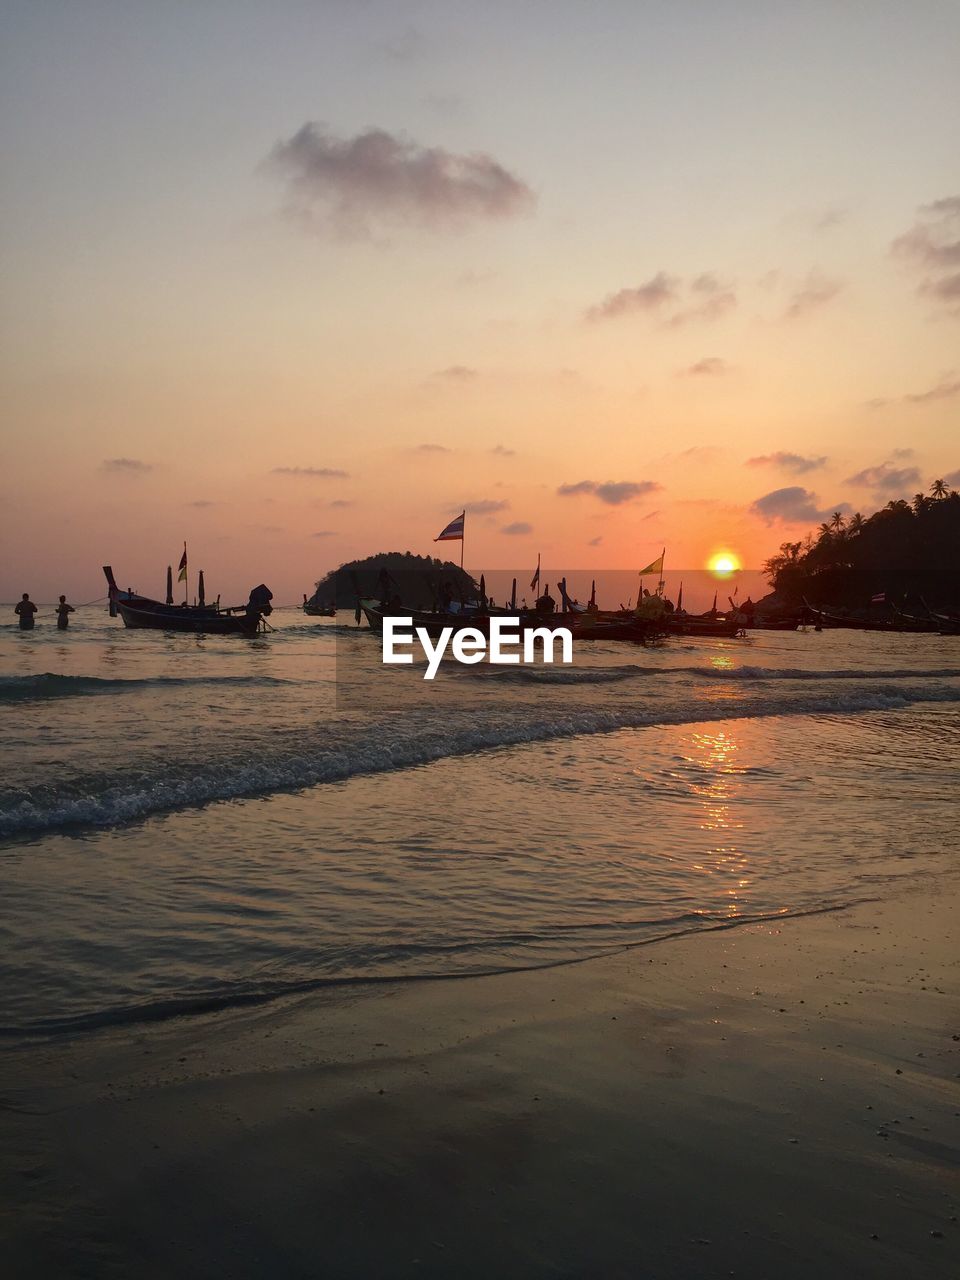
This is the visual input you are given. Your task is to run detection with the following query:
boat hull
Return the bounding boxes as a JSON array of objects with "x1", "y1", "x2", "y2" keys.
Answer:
[
  {"x1": 359, "y1": 601, "x2": 665, "y2": 643},
  {"x1": 117, "y1": 599, "x2": 261, "y2": 635}
]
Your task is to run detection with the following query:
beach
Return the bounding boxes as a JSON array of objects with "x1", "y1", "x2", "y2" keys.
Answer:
[
  {"x1": 4, "y1": 876, "x2": 957, "y2": 1279},
  {"x1": 2, "y1": 613, "x2": 959, "y2": 1276}
]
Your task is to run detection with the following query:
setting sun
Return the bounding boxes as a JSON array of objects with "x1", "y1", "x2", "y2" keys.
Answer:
[{"x1": 708, "y1": 552, "x2": 741, "y2": 578}]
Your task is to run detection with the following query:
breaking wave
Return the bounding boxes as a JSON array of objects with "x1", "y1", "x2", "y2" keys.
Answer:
[
  {"x1": 489, "y1": 663, "x2": 960, "y2": 686},
  {"x1": 2, "y1": 682, "x2": 958, "y2": 838},
  {"x1": 0, "y1": 672, "x2": 297, "y2": 702}
]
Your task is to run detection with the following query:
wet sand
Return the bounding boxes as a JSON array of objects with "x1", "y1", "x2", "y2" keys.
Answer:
[{"x1": 3, "y1": 883, "x2": 958, "y2": 1279}]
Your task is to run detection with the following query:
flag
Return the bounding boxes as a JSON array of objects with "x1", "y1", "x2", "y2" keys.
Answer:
[
  {"x1": 871, "y1": 591, "x2": 886, "y2": 603},
  {"x1": 638, "y1": 553, "x2": 664, "y2": 576},
  {"x1": 177, "y1": 546, "x2": 188, "y2": 583},
  {"x1": 530, "y1": 555, "x2": 541, "y2": 591},
  {"x1": 434, "y1": 512, "x2": 465, "y2": 542}
]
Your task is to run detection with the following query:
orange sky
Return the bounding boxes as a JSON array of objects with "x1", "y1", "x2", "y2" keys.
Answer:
[{"x1": 2, "y1": 2, "x2": 958, "y2": 604}]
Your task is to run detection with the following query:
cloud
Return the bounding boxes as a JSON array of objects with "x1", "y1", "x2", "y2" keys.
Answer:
[
  {"x1": 866, "y1": 375, "x2": 960, "y2": 409},
  {"x1": 102, "y1": 457, "x2": 151, "y2": 473},
  {"x1": 557, "y1": 480, "x2": 598, "y2": 497},
  {"x1": 433, "y1": 365, "x2": 478, "y2": 381},
  {"x1": 595, "y1": 481, "x2": 660, "y2": 505},
  {"x1": 501, "y1": 521, "x2": 532, "y2": 536},
  {"x1": 414, "y1": 443, "x2": 451, "y2": 453},
  {"x1": 682, "y1": 357, "x2": 730, "y2": 377},
  {"x1": 491, "y1": 443, "x2": 516, "y2": 456},
  {"x1": 375, "y1": 24, "x2": 425, "y2": 62},
  {"x1": 267, "y1": 123, "x2": 535, "y2": 237},
  {"x1": 892, "y1": 196, "x2": 960, "y2": 317},
  {"x1": 272, "y1": 466, "x2": 349, "y2": 478},
  {"x1": 588, "y1": 536, "x2": 603, "y2": 546},
  {"x1": 460, "y1": 499, "x2": 509, "y2": 515},
  {"x1": 943, "y1": 469, "x2": 960, "y2": 486},
  {"x1": 586, "y1": 272, "x2": 735, "y2": 326},
  {"x1": 328, "y1": 498, "x2": 355, "y2": 508},
  {"x1": 784, "y1": 271, "x2": 843, "y2": 319},
  {"x1": 311, "y1": 530, "x2": 337, "y2": 538},
  {"x1": 905, "y1": 374, "x2": 960, "y2": 404},
  {"x1": 666, "y1": 273, "x2": 737, "y2": 327},
  {"x1": 747, "y1": 451, "x2": 828, "y2": 474},
  {"x1": 557, "y1": 479, "x2": 661, "y2": 505},
  {"x1": 586, "y1": 272, "x2": 679, "y2": 321},
  {"x1": 925, "y1": 273, "x2": 960, "y2": 304},
  {"x1": 815, "y1": 206, "x2": 846, "y2": 231},
  {"x1": 185, "y1": 500, "x2": 217, "y2": 508},
  {"x1": 751, "y1": 487, "x2": 850, "y2": 525},
  {"x1": 845, "y1": 462, "x2": 922, "y2": 493}
]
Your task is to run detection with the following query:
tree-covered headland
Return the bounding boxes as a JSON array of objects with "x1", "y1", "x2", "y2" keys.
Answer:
[{"x1": 762, "y1": 480, "x2": 960, "y2": 609}]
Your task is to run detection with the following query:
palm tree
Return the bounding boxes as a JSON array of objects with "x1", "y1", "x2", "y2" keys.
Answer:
[
  {"x1": 830, "y1": 511, "x2": 845, "y2": 534},
  {"x1": 848, "y1": 512, "x2": 865, "y2": 535},
  {"x1": 817, "y1": 521, "x2": 833, "y2": 542},
  {"x1": 913, "y1": 492, "x2": 927, "y2": 516},
  {"x1": 930, "y1": 478, "x2": 948, "y2": 500}
]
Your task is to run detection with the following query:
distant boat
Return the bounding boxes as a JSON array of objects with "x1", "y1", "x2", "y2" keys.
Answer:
[
  {"x1": 103, "y1": 567, "x2": 272, "y2": 635},
  {"x1": 357, "y1": 597, "x2": 666, "y2": 644},
  {"x1": 665, "y1": 613, "x2": 743, "y2": 638},
  {"x1": 303, "y1": 594, "x2": 336, "y2": 617},
  {"x1": 803, "y1": 599, "x2": 939, "y2": 633}
]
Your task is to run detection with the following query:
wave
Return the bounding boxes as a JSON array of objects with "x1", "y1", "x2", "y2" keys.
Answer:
[
  {"x1": 488, "y1": 663, "x2": 960, "y2": 687},
  {"x1": 0, "y1": 899, "x2": 862, "y2": 1039},
  {"x1": 0, "y1": 672, "x2": 297, "y2": 702},
  {"x1": 2, "y1": 683, "x2": 959, "y2": 839}
]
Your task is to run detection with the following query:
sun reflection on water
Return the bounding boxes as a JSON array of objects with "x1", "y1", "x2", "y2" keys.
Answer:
[{"x1": 684, "y1": 727, "x2": 753, "y2": 917}]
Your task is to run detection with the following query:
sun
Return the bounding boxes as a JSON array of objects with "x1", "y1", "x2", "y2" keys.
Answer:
[{"x1": 707, "y1": 551, "x2": 740, "y2": 578}]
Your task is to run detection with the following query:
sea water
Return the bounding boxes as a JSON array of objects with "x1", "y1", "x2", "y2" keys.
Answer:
[{"x1": 1, "y1": 605, "x2": 958, "y2": 1040}]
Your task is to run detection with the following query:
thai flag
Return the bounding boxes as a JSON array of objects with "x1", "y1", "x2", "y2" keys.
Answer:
[
  {"x1": 434, "y1": 512, "x2": 465, "y2": 542},
  {"x1": 177, "y1": 544, "x2": 188, "y2": 583},
  {"x1": 871, "y1": 592, "x2": 885, "y2": 603}
]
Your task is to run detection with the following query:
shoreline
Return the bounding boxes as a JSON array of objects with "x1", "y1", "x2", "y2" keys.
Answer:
[{"x1": 3, "y1": 877, "x2": 958, "y2": 1278}]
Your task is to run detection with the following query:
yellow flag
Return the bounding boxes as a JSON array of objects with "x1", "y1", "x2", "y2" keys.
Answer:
[{"x1": 638, "y1": 554, "x2": 663, "y2": 575}]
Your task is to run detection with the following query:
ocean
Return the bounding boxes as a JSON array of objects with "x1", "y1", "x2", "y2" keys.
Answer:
[{"x1": 2, "y1": 606, "x2": 958, "y2": 1043}]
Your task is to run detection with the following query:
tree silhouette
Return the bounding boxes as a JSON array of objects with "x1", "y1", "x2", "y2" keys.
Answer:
[{"x1": 763, "y1": 482, "x2": 960, "y2": 607}]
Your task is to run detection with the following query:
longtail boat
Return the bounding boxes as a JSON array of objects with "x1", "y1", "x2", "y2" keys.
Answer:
[
  {"x1": 103, "y1": 567, "x2": 272, "y2": 635},
  {"x1": 303, "y1": 594, "x2": 336, "y2": 617},
  {"x1": 357, "y1": 598, "x2": 666, "y2": 644},
  {"x1": 665, "y1": 613, "x2": 743, "y2": 638},
  {"x1": 803, "y1": 599, "x2": 940, "y2": 633}
]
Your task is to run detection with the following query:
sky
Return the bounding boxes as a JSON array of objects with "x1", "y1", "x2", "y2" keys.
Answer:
[{"x1": 2, "y1": 0, "x2": 958, "y2": 605}]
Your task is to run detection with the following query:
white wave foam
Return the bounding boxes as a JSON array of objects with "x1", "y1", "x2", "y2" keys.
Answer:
[{"x1": 2, "y1": 684, "x2": 958, "y2": 838}]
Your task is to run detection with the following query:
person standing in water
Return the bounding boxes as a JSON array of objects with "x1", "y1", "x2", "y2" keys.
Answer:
[
  {"x1": 55, "y1": 595, "x2": 75, "y2": 630},
  {"x1": 14, "y1": 593, "x2": 38, "y2": 630}
]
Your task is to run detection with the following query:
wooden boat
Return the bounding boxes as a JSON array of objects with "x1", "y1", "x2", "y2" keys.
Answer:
[
  {"x1": 103, "y1": 567, "x2": 271, "y2": 635},
  {"x1": 803, "y1": 599, "x2": 940, "y2": 634},
  {"x1": 752, "y1": 615, "x2": 803, "y2": 630},
  {"x1": 358, "y1": 599, "x2": 665, "y2": 644},
  {"x1": 303, "y1": 595, "x2": 336, "y2": 617},
  {"x1": 665, "y1": 613, "x2": 743, "y2": 638}
]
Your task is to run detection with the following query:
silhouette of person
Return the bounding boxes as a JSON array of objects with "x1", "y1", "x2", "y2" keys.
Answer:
[
  {"x1": 55, "y1": 595, "x2": 75, "y2": 630},
  {"x1": 15, "y1": 593, "x2": 38, "y2": 630}
]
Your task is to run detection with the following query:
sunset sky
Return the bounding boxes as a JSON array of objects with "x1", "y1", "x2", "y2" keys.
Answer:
[{"x1": 2, "y1": 1, "x2": 958, "y2": 604}]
